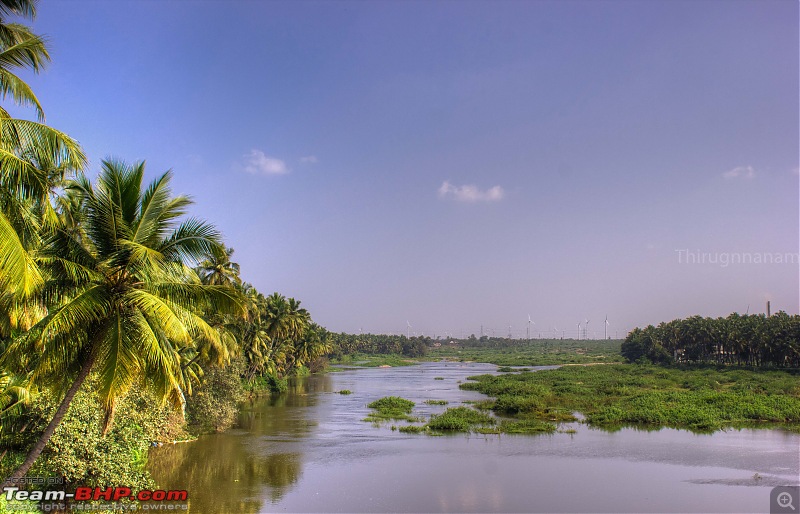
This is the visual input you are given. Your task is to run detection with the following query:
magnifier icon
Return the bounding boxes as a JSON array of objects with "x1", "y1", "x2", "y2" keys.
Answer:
[{"x1": 778, "y1": 491, "x2": 796, "y2": 511}]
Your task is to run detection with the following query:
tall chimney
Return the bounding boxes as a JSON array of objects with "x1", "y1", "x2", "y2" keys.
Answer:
[{"x1": 767, "y1": 301, "x2": 771, "y2": 317}]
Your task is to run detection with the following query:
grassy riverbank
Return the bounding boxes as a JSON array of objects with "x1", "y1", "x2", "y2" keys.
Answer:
[
  {"x1": 330, "y1": 353, "x2": 419, "y2": 368},
  {"x1": 461, "y1": 364, "x2": 800, "y2": 433},
  {"x1": 428, "y1": 339, "x2": 623, "y2": 366}
]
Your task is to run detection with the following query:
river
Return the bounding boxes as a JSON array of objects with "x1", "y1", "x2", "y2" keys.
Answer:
[{"x1": 148, "y1": 361, "x2": 800, "y2": 513}]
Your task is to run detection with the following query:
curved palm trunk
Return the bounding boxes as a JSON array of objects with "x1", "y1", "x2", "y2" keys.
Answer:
[{"x1": 2, "y1": 354, "x2": 94, "y2": 488}]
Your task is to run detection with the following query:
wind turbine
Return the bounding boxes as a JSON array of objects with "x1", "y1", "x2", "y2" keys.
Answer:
[
  {"x1": 406, "y1": 321, "x2": 411, "y2": 339},
  {"x1": 577, "y1": 322, "x2": 582, "y2": 340},
  {"x1": 604, "y1": 316, "x2": 609, "y2": 340},
  {"x1": 527, "y1": 315, "x2": 535, "y2": 342},
  {"x1": 585, "y1": 319, "x2": 590, "y2": 340}
]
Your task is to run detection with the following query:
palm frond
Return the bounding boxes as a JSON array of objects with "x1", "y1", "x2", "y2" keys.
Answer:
[
  {"x1": 0, "y1": 2, "x2": 37, "y2": 21},
  {"x1": 0, "y1": 67, "x2": 42, "y2": 118},
  {"x1": 158, "y1": 218, "x2": 222, "y2": 264},
  {"x1": 0, "y1": 118, "x2": 86, "y2": 197},
  {"x1": 0, "y1": 210, "x2": 41, "y2": 297},
  {"x1": 124, "y1": 289, "x2": 191, "y2": 344},
  {"x1": 94, "y1": 308, "x2": 141, "y2": 409}
]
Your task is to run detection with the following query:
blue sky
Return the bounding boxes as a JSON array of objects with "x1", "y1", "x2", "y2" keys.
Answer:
[{"x1": 18, "y1": 0, "x2": 799, "y2": 337}]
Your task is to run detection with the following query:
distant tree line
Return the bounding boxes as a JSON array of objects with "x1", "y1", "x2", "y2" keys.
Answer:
[
  {"x1": 449, "y1": 336, "x2": 564, "y2": 348},
  {"x1": 622, "y1": 312, "x2": 800, "y2": 368},
  {"x1": 326, "y1": 333, "x2": 429, "y2": 358}
]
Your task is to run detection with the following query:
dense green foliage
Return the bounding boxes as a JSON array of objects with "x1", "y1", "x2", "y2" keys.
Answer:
[
  {"x1": 0, "y1": 0, "x2": 328, "y2": 490},
  {"x1": 327, "y1": 333, "x2": 429, "y2": 359},
  {"x1": 623, "y1": 312, "x2": 800, "y2": 367},
  {"x1": 186, "y1": 360, "x2": 247, "y2": 433},
  {"x1": 0, "y1": 381, "x2": 180, "y2": 492},
  {"x1": 461, "y1": 364, "x2": 800, "y2": 432}
]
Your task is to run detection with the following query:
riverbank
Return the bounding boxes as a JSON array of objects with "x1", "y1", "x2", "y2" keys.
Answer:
[
  {"x1": 329, "y1": 353, "x2": 419, "y2": 368},
  {"x1": 460, "y1": 363, "x2": 800, "y2": 433}
]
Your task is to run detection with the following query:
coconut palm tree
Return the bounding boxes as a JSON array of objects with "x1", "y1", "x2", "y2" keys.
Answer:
[
  {"x1": 0, "y1": 0, "x2": 86, "y2": 298},
  {"x1": 0, "y1": 0, "x2": 48, "y2": 120},
  {"x1": 196, "y1": 246, "x2": 241, "y2": 287},
  {"x1": 1, "y1": 159, "x2": 244, "y2": 485}
]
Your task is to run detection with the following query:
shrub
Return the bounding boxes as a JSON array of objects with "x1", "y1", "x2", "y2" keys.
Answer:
[
  {"x1": 364, "y1": 396, "x2": 416, "y2": 421},
  {"x1": 187, "y1": 361, "x2": 246, "y2": 434},
  {"x1": 427, "y1": 407, "x2": 495, "y2": 431},
  {"x1": 0, "y1": 378, "x2": 176, "y2": 493}
]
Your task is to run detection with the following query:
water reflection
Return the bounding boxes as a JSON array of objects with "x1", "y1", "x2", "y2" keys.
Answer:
[
  {"x1": 149, "y1": 363, "x2": 800, "y2": 513},
  {"x1": 149, "y1": 375, "x2": 331, "y2": 513}
]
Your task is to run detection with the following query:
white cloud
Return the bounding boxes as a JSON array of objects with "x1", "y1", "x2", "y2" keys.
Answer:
[
  {"x1": 438, "y1": 181, "x2": 505, "y2": 203},
  {"x1": 243, "y1": 149, "x2": 288, "y2": 175},
  {"x1": 722, "y1": 165, "x2": 756, "y2": 180},
  {"x1": 300, "y1": 155, "x2": 318, "y2": 164}
]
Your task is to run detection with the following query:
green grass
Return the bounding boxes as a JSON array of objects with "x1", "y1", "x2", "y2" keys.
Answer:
[
  {"x1": 460, "y1": 364, "x2": 800, "y2": 433},
  {"x1": 500, "y1": 418, "x2": 557, "y2": 434},
  {"x1": 398, "y1": 425, "x2": 427, "y2": 433},
  {"x1": 434, "y1": 377, "x2": 444, "y2": 380},
  {"x1": 424, "y1": 399, "x2": 449, "y2": 405},
  {"x1": 429, "y1": 339, "x2": 623, "y2": 366},
  {"x1": 427, "y1": 407, "x2": 496, "y2": 431},
  {"x1": 330, "y1": 353, "x2": 419, "y2": 368},
  {"x1": 337, "y1": 389, "x2": 352, "y2": 395},
  {"x1": 364, "y1": 396, "x2": 417, "y2": 422}
]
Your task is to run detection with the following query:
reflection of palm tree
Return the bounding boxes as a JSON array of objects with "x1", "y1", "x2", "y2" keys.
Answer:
[
  {"x1": 2, "y1": 161, "x2": 243, "y2": 484},
  {"x1": 149, "y1": 438, "x2": 303, "y2": 512}
]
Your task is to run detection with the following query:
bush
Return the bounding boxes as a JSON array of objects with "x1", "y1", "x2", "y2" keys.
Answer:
[
  {"x1": 308, "y1": 356, "x2": 329, "y2": 373},
  {"x1": 186, "y1": 361, "x2": 246, "y2": 434},
  {"x1": 0, "y1": 378, "x2": 176, "y2": 493}
]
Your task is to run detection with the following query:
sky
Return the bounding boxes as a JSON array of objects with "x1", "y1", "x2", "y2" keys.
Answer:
[{"x1": 14, "y1": 0, "x2": 799, "y2": 338}]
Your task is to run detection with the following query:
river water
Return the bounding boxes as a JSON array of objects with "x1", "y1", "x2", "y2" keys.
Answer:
[{"x1": 148, "y1": 361, "x2": 800, "y2": 513}]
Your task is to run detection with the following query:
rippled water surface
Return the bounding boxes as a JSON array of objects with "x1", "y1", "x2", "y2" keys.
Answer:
[{"x1": 148, "y1": 362, "x2": 800, "y2": 513}]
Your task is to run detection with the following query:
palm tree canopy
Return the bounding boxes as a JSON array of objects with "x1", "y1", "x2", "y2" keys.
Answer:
[
  {"x1": 196, "y1": 246, "x2": 241, "y2": 286},
  {"x1": 1, "y1": 159, "x2": 245, "y2": 417},
  {"x1": 0, "y1": 0, "x2": 47, "y2": 119}
]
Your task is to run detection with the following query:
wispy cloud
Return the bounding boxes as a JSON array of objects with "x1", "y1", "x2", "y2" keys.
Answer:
[
  {"x1": 722, "y1": 165, "x2": 756, "y2": 180},
  {"x1": 243, "y1": 149, "x2": 288, "y2": 175},
  {"x1": 300, "y1": 155, "x2": 318, "y2": 164},
  {"x1": 438, "y1": 181, "x2": 505, "y2": 203}
]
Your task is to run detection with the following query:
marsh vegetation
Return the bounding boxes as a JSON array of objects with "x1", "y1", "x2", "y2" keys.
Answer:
[{"x1": 461, "y1": 364, "x2": 800, "y2": 432}]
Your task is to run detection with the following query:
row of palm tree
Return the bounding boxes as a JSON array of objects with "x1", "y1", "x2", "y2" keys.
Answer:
[
  {"x1": 622, "y1": 312, "x2": 800, "y2": 368},
  {"x1": 0, "y1": 0, "x2": 330, "y2": 487},
  {"x1": 326, "y1": 332, "x2": 429, "y2": 359}
]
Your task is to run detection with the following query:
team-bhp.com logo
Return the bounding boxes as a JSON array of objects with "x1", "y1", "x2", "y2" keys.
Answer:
[
  {"x1": 3, "y1": 486, "x2": 188, "y2": 510},
  {"x1": 4, "y1": 486, "x2": 188, "y2": 502}
]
